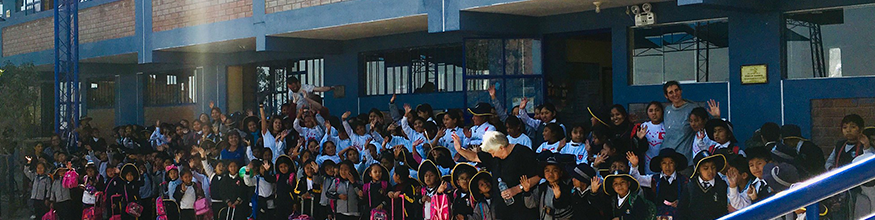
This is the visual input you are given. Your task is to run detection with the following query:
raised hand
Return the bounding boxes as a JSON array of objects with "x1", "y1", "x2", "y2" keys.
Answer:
[
  {"x1": 593, "y1": 152, "x2": 609, "y2": 166},
  {"x1": 520, "y1": 97, "x2": 529, "y2": 110},
  {"x1": 707, "y1": 99, "x2": 721, "y2": 118},
  {"x1": 727, "y1": 167, "x2": 738, "y2": 188},
  {"x1": 551, "y1": 181, "x2": 562, "y2": 198},
  {"x1": 519, "y1": 175, "x2": 532, "y2": 192},
  {"x1": 747, "y1": 185, "x2": 758, "y2": 201},
  {"x1": 156, "y1": 120, "x2": 161, "y2": 127},
  {"x1": 262, "y1": 162, "x2": 271, "y2": 171},
  {"x1": 403, "y1": 104, "x2": 412, "y2": 114},
  {"x1": 243, "y1": 139, "x2": 252, "y2": 147},
  {"x1": 412, "y1": 139, "x2": 424, "y2": 147},
  {"x1": 451, "y1": 132, "x2": 462, "y2": 151},
  {"x1": 390, "y1": 94, "x2": 397, "y2": 104},
  {"x1": 636, "y1": 124, "x2": 648, "y2": 139},
  {"x1": 436, "y1": 129, "x2": 447, "y2": 139},
  {"x1": 591, "y1": 176, "x2": 602, "y2": 193},
  {"x1": 487, "y1": 85, "x2": 496, "y2": 99},
  {"x1": 209, "y1": 101, "x2": 215, "y2": 109},
  {"x1": 342, "y1": 111, "x2": 352, "y2": 120},
  {"x1": 626, "y1": 151, "x2": 639, "y2": 168},
  {"x1": 325, "y1": 120, "x2": 333, "y2": 131}
]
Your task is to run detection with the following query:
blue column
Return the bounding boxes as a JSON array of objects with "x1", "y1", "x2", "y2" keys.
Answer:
[
  {"x1": 115, "y1": 73, "x2": 145, "y2": 126},
  {"x1": 136, "y1": 0, "x2": 154, "y2": 63},
  {"x1": 726, "y1": 11, "x2": 784, "y2": 143}
]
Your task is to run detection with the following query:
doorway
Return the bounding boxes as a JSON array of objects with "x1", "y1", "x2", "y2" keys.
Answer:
[{"x1": 543, "y1": 30, "x2": 613, "y2": 125}]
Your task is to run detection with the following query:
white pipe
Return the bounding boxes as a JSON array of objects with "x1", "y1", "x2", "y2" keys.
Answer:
[
  {"x1": 726, "y1": 82, "x2": 731, "y2": 122},
  {"x1": 780, "y1": 80, "x2": 785, "y2": 125}
]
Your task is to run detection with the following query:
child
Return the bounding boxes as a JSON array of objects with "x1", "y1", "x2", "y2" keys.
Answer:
[
  {"x1": 316, "y1": 141, "x2": 342, "y2": 165},
  {"x1": 567, "y1": 163, "x2": 610, "y2": 220},
  {"x1": 536, "y1": 123, "x2": 566, "y2": 153},
  {"x1": 207, "y1": 161, "x2": 228, "y2": 217},
  {"x1": 505, "y1": 116, "x2": 533, "y2": 149},
  {"x1": 426, "y1": 146, "x2": 455, "y2": 176},
  {"x1": 702, "y1": 119, "x2": 743, "y2": 156},
  {"x1": 222, "y1": 161, "x2": 249, "y2": 220},
  {"x1": 431, "y1": 109, "x2": 467, "y2": 159},
  {"x1": 763, "y1": 163, "x2": 804, "y2": 219},
  {"x1": 469, "y1": 171, "x2": 498, "y2": 220},
  {"x1": 389, "y1": 164, "x2": 421, "y2": 219},
  {"x1": 467, "y1": 103, "x2": 498, "y2": 147},
  {"x1": 852, "y1": 127, "x2": 875, "y2": 219},
  {"x1": 259, "y1": 104, "x2": 287, "y2": 163},
  {"x1": 319, "y1": 160, "x2": 339, "y2": 219},
  {"x1": 633, "y1": 101, "x2": 667, "y2": 175},
  {"x1": 293, "y1": 108, "x2": 325, "y2": 142},
  {"x1": 105, "y1": 163, "x2": 143, "y2": 220},
  {"x1": 593, "y1": 174, "x2": 651, "y2": 220},
  {"x1": 450, "y1": 163, "x2": 477, "y2": 220},
  {"x1": 173, "y1": 169, "x2": 207, "y2": 220},
  {"x1": 24, "y1": 156, "x2": 51, "y2": 218},
  {"x1": 401, "y1": 104, "x2": 430, "y2": 158},
  {"x1": 294, "y1": 159, "x2": 323, "y2": 218},
  {"x1": 628, "y1": 149, "x2": 689, "y2": 219},
  {"x1": 362, "y1": 164, "x2": 390, "y2": 219},
  {"x1": 519, "y1": 98, "x2": 565, "y2": 147},
  {"x1": 342, "y1": 111, "x2": 374, "y2": 153},
  {"x1": 273, "y1": 155, "x2": 298, "y2": 219},
  {"x1": 322, "y1": 119, "x2": 352, "y2": 157},
  {"x1": 418, "y1": 160, "x2": 446, "y2": 220},
  {"x1": 560, "y1": 124, "x2": 589, "y2": 165},
  {"x1": 521, "y1": 152, "x2": 574, "y2": 220},
  {"x1": 689, "y1": 107, "x2": 715, "y2": 157},
  {"x1": 726, "y1": 155, "x2": 754, "y2": 212},
  {"x1": 81, "y1": 162, "x2": 105, "y2": 213},
  {"x1": 825, "y1": 114, "x2": 866, "y2": 170},
  {"x1": 745, "y1": 147, "x2": 773, "y2": 204},
  {"x1": 328, "y1": 160, "x2": 363, "y2": 220},
  {"x1": 241, "y1": 159, "x2": 276, "y2": 220},
  {"x1": 678, "y1": 152, "x2": 728, "y2": 220},
  {"x1": 163, "y1": 165, "x2": 181, "y2": 199}
]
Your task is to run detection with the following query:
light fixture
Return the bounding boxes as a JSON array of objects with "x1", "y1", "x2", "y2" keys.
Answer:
[
  {"x1": 593, "y1": 1, "x2": 602, "y2": 13},
  {"x1": 630, "y1": 5, "x2": 640, "y2": 15}
]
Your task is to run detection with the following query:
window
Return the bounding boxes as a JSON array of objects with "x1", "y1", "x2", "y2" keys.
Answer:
[
  {"x1": 465, "y1": 39, "x2": 543, "y2": 112},
  {"x1": 360, "y1": 44, "x2": 464, "y2": 96},
  {"x1": 257, "y1": 58, "x2": 324, "y2": 114},
  {"x1": 87, "y1": 78, "x2": 115, "y2": 109},
  {"x1": 785, "y1": 5, "x2": 875, "y2": 79},
  {"x1": 145, "y1": 70, "x2": 197, "y2": 106},
  {"x1": 630, "y1": 19, "x2": 729, "y2": 85}
]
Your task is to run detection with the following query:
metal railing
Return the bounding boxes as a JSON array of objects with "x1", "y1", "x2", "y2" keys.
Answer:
[{"x1": 719, "y1": 154, "x2": 875, "y2": 220}]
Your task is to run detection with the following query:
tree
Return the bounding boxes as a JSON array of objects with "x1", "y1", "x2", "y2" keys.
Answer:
[{"x1": 0, "y1": 62, "x2": 41, "y2": 152}]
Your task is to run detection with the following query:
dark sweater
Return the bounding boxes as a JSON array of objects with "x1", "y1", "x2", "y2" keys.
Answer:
[{"x1": 679, "y1": 177, "x2": 728, "y2": 220}]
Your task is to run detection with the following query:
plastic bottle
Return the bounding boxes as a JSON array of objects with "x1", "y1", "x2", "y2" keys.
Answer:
[{"x1": 497, "y1": 177, "x2": 514, "y2": 205}]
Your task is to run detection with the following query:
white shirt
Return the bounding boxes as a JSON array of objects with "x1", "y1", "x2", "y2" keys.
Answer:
[
  {"x1": 294, "y1": 115, "x2": 326, "y2": 143},
  {"x1": 343, "y1": 120, "x2": 373, "y2": 157},
  {"x1": 261, "y1": 131, "x2": 284, "y2": 163},
  {"x1": 630, "y1": 166, "x2": 676, "y2": 188},
  {"x1": 617, "y1": 194, "x2": 629, "y2": 207},
  {"x1": 400, "y1": 116, "x2": 428, "y2": 157},
  {"x1": 468, "y1": 122, "x2": 496, "y2": 146},
  {"x1": 288, "y1": 84, "x2": 316, "y2": 109},
  {"x1": 536, "y1": 141, "x2": 563, "y2": 153},
  {"x1": 641, "y1": 122, "x2": 666, "y2": 175},
  {"x1": 179, "y1": 185, "x2": 197, "y2": 209},
  {"x1": 693, "y1": 131, "x2": 716, "y2": 156},
  {"x1": 508, "y1": 134, "x2": 533, "y2": 149},
  {"x1": 699, "y1": 177, "x2": 716, "y2": 189},
  {"x1": 728, "y1": 180, "x2": 753, "y2": 210},
  {"x1": 559, "y1": 141, "x2": 588, "y2": 164},
  {"x1": 435, "y1": 127, "x2": 466, "y2": 157}
]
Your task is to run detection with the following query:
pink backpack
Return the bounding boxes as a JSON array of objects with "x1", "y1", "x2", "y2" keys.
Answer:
[
  {"x1": 429, "y1": 194, "x2": 450, "y2": 220},
  {"x1": 63, "y1": 170, "x2": 79, "y2": 189},
  {"x1": 156, "y1": 196, "x2": 167, "y2": 218},
  {"x1": 42, "y1": 208, "x2": 57, "y2": 220},
  {"x1": 366, "y1": 182, "x2": 389, "y2": 220}
]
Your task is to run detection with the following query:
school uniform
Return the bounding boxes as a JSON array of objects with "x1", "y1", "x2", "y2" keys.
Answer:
[
  {"x1": 825, "y1": 140, "x2": 864, "y2": 170},
  {"x1": 294, "y1": 117, "x2": 325, "y2": 143},
  {"x1": 706, "y1": 141, "x2": 744, "y2": 157},
  {"x1": 451, "y1": 190, "x2": 474, "y2": 220},
  {"x1": 469, "y1": 198, "x2": 498, "y2": 220},
  {"x1": 242, "y1": 171, "x2": 276, "y2": 220},
  {"x1": 49, "y1": 176, "x2": 74, "y2": 220},
  {"x1": 173, "y1": 182, "x2": 206, "y2": 220},
  {"x1": 269, "y1": 171, "x2": 297, "y2": 219},
  {"x1": 523, "y1": 181, "x2": 574, "y2": 220},
  {"x1": 559, "y1": 141, "x2": 588, "y2": 165},
  {"x1": 468, "y1": 122, "x2": 497, "y2": 147},
  {"x1": 434, "y1": 127, "x2": 467, "y2": 158},
  {"x1": 507, "y1": 133, "x2": 533, "y2": 149},
  {"x1": 570, "y1": 187, "x2": 610, "y2": 220},
  {"x1": 294, "y1": 175, "x2": 324, "y2": 219},
  {"x1": 322, "y1": 127, "x2": 350, "y2": 155},
  {"x1": 391, "y1": 180, "x2": 421, "y2": 219},
  {"x1": 363, "y1": 181, "x2": 390, "y2": 217},
  {"x1": 727, "y1": 179, "x2": 754, "y2": 211},
  {"x1": 400, "y1": 116, "x2": 429, "y2": 157},
  {"x1": 606, "y1": 193, "x2": 650, "y2": 220},
  {"x1": 105, "y1": 177, "x2": 143, "y2": 220},
  {"x1": 24, "y1": 167, "x2": 51, "y2": 218},
  {"x1": 328, "y1": 179, "x2": 362, "y2": 220},
  {"x1": 342, "y1": 121, "x2": 374, "y2": 155},
  {"x1": 220, "y1": 173, "x2": 250, "y2": 220},
  {"x1": 679, "y1": 177, "x2": 728, "y2": 220},
  {"x1": 536, "y1": 141, "x2": 563, "y2": 153}
]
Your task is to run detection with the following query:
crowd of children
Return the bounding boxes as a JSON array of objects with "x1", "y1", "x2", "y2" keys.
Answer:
[{"x1": 16, "y1": 78, "x2": 875, "y2": 220}]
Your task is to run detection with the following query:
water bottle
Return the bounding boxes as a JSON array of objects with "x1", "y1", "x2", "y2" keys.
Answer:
[{"x1": 497, "y1": 178, "x2": 514, "y2": 205}]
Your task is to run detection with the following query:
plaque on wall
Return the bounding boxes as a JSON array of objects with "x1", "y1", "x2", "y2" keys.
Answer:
[{"x1": 741, "y1": 64, "x2": 768, "y2": 85}]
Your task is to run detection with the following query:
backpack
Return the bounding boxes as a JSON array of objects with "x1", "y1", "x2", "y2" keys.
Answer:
[
  {"x1": 366, "y1": 181, "x2": 389, "y2": 220},
  {"x1": 63, "y1": 170, "x2": 79, "y2": 189},
  {"x1": 630, "y1": 194, "x2": 657, "y2": 220},
  {"x1": 156, "y1": 195, "x2": 167, "y2": 218}
]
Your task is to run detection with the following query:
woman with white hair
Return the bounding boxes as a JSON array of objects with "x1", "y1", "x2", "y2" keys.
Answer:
[{"x1": 452, "y1": 130, "x2": 541, "y2": 219}]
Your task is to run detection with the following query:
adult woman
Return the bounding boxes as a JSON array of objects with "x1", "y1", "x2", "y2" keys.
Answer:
[{"x1": 452, "y1": 131, "x2": 540, "y2": 219}]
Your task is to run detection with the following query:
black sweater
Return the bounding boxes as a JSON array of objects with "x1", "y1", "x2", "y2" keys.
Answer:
[{"x1": 679, "y1": 178, "x2": 728, "y2": 220}]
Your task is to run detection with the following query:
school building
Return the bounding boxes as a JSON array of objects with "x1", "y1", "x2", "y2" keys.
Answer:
[{"x1": 2, "y1": 0, "x2": 875, "y2": 152}]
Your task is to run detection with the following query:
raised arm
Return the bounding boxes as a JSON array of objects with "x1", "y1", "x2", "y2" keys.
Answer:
[
  {"x1": 341, "y1": 111, "x2": 356, "y2": 137},
  {"x1": 452, "y1": 132, "x2": 480, "y2": 163},
  {"x1": 626, "y1": 152, "x2": 653, "y2": 188},
  {"x1": 516, "y1": 98, "x2": 540, "y2": 129},
  {"x1": 259, "y1": 104, "x2": 269, "y2": 135},
  {"x1": 388, "y1": 94, "x2": 402, "y2": 123},
  {"x1": 488, "y1": 85, "x2": 508, "y2": 121},
  {"x1": 312, "y1": 86, "x2": 334, "y2": 93}
]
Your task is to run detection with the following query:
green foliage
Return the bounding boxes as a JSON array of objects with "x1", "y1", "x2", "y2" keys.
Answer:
[{"x1": 0, "y1": 62, "x2": 41, "y2": 140}]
